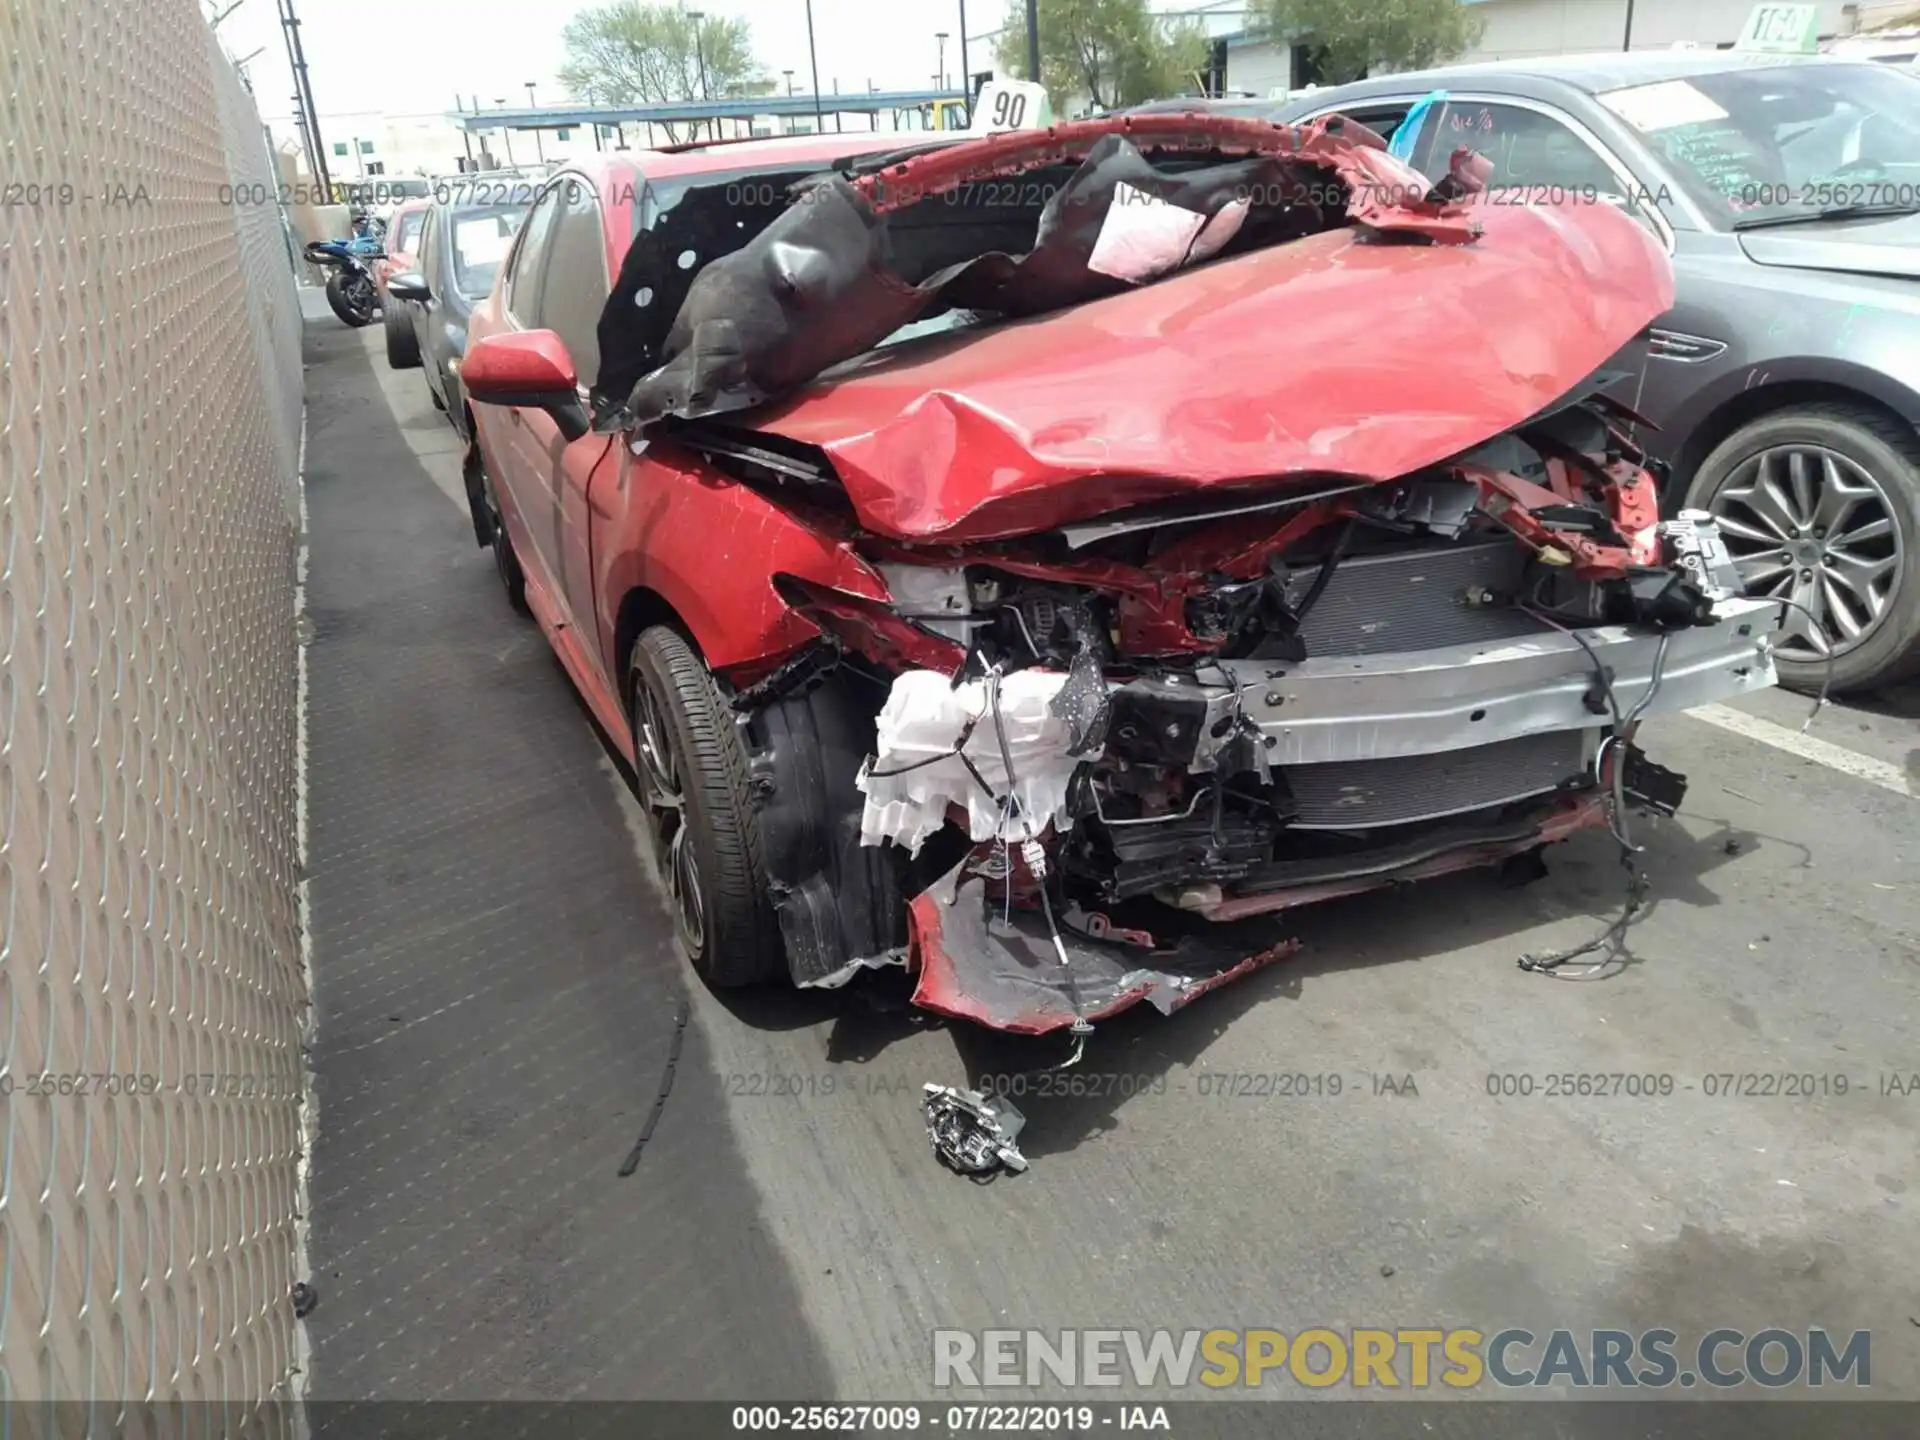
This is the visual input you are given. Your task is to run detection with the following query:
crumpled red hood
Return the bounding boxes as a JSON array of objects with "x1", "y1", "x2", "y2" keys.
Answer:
[{"x1": 750, "y1": 200, "x2": 1674, "y2": 543}]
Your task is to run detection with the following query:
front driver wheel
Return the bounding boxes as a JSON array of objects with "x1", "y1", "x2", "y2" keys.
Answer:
[
  {"x1": 1687, "y1": 403, "x2": 1920, "y2": 693},
  {"x1": 629, "y1": 626, "x2": 784, "y2": 987},
  {"x1": 383, "y1": 301, "x2": 420, "y2": 368},
  {"x1": 474, "y1": 453, "x2": 527, "y2": 614}
]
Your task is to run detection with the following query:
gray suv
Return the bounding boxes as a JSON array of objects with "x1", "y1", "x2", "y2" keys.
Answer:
[{"x1": 1197, "y1": 52, "x2": 1920, "y2": 692}]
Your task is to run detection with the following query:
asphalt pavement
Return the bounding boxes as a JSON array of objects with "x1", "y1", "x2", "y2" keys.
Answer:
[{"x1": 300, "y1": 310, "x2": 1919, "y2": 1430}]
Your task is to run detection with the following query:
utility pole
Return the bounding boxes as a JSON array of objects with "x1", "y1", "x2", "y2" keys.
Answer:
[
  {"x1": 1024, "y1": 0, "x2": 1040, "y2": 85},
  {"x1": 277, "y1": 0, "x2": 330, "y2": 195},
  {"x1": 936, "y1": 32, "x2": 948, "y2": 90},
  {"x1": 525, "y1": 82, "x2": 546, "y2": 161},
  {"x1": 1622, "y1": 0, "x2": 1636, "y2": 50},
  {"x1": 291, "y1": 104, "x2": 317, "y2": 192},
  {"x1": 783, "y1": 69, "x2": 795, "y2": 134},
  {"x1": 959, "y1": 1, "x2": 970, "y2": 99},
  {"x1": 805, "y1": 0, "x2": 825, "y2": 133}
]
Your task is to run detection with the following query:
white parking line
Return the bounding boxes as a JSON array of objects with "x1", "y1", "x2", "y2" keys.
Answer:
[{"x1": 1686, "y1": 703, "x2": 1914, "y2": 799}]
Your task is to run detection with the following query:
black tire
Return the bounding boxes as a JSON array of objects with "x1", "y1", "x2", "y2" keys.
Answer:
[
  {"x1": 629, "y1": 626, "x2": 784, "y2": 987},
  {"x1": 383, "y1": 301, "x2": 421, "y2": 368},
  {"x1": 324, "y1": 270, "x2": 377, "y2": 327},
  {"x1": 470, "y1": 449, "x2": 527, "y2": 613},
  {"x1": 1685, "y1": 403, "x2": 1920, "y2": 693}
]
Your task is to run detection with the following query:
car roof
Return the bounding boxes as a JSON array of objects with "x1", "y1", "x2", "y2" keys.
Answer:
[{"x1": 1290, "y1": 49, "x2": 1881, "y2": 101}]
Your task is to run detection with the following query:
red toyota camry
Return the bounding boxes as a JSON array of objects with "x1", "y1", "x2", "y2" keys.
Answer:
[{"x1": 456, "y1": 116, "x2": 1778, "y2": 1034}]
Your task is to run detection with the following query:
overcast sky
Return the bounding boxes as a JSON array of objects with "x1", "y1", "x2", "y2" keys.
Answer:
[{"x1": 219, "y1": 0, "x2": 1029, "y2": 125}]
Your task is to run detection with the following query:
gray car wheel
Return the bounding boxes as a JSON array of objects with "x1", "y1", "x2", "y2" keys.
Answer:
[{"x1": 1686, "y1": 403, "x2": 1920, "y2": 693}]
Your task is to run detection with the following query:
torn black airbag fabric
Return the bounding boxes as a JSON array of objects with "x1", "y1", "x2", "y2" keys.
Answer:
[{"x1": 611, "y1": 136, "x2": 1342, "y2": 429}]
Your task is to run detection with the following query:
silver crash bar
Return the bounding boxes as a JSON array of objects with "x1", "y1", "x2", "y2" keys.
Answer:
[{"x1": 1203, "y1": 597, "x2": 1780, "y2": 767}]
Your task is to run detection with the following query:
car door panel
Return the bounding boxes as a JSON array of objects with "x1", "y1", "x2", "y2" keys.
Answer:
[
  {"x1": 491, "y1": 182, "x2": 570, "y2": 599},
  {"x1": 560, "y1": 435, "x2": 622, "y2": 696},
  {"x1": 416, "y1": 208, "x2": 450, "y2": 411}
]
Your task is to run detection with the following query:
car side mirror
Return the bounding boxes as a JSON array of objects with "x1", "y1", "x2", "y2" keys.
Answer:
[
  {"x1": 464, "y1": 330, "x2": 591, "y2": 442},
  {"x1": 387, "y1": 271, "x2": 430, "y2": 303}
]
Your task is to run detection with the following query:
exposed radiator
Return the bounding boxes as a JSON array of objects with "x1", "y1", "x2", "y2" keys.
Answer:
[
  {"x1": 1284, "y1": 728, "x2": 1596, "y2": 831},
  {"x1": 1294, "y1": 538, "x2": 1556, "y2": 657}
]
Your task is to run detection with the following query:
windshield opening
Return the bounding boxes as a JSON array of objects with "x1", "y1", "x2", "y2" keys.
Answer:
[{"x1": 1598, "y1": 62, "x2": 1920, "y2": 226}]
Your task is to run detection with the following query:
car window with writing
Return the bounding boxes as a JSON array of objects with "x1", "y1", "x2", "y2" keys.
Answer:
[{"x1": 1428, "y1": 103, "x2": 1623, "y2": 197}]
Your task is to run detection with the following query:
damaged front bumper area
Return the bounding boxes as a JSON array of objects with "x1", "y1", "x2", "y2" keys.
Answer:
[
  {"x1": 742, "y1": 408, "x2": 1781, "y2": 1034},
  {"x1": 858, "y1": 599, "x2": 1772, "y2": 1032}
]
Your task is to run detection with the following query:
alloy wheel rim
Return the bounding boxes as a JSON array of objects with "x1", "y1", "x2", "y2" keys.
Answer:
[
  {"x1": 634, "y1": 677, "x2": 705, "y2": 953},
  {"x1": 1706, "y1": 443, "x2": 1902, "y2": 661}
]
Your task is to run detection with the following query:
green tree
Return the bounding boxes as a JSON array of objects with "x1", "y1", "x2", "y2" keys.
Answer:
[
  {"x1": 1251, "y1": 0, "x2": 1482, "y2": 86},
  {"x1": 996, "y1": 0, "x2": 1210, "y2": 112},
  {"x1": 558, "y1": 1, "x2": 766, "y2": 141}
]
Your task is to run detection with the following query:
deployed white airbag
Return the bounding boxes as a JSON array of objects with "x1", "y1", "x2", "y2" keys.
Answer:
[{"x1": 858, "y1": 668, "x2": 1080, "y2": 855}]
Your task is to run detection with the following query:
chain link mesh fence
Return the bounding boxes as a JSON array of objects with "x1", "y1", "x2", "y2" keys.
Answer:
[{"x1": 1, "y1": 0, "x2": 307, "y2": 1415}]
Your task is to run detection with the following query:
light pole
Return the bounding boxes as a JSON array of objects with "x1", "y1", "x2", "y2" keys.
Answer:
[
  {"x1": 804, "y1": 0, "x2": 824, "y2": 133},
  {"x1": 1622, "y1": 0, "x2": 1636, "y2": 50},
  {"x1": 495, "y1": 98, "x2": 515, "y2": 166},
  {"x1": 525, "y1": 82, "x2": 546, "y2": 162},
  {"x1": 1024, "y1": 0, "x2": 1040, "y2": 84},
  {"x1": 935, "y1": 32, "x2": 948, "y2": 90},
  {"x1": 688, "y1": 10, "x2": 715, "y2": 140},
  {"x1": 455, "y1": 94, "x2": 476, "y2": 169},
  {"x1": 783, "y1": 69, "x2": 796, "y2": 133}
]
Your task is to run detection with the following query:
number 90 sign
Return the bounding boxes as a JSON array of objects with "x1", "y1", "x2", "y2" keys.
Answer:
[{"x1": 970, "y1": 80, "x2": 1053, "y2": 133}]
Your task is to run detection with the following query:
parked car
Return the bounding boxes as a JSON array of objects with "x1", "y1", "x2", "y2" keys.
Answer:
[
  {"x1": 374, "y1": 197, "x2": 430, "y2": 350},
  {"x1": 1247, "y1": 52, "x2": 1920, "y2": 692},
  {"x1": 452, "y1": 118, "x2": 1778, "y2": 1032},
  {"x1": 382, "y1": 198, "x2": 526, "y2": 417},
  {"x1": 1825, "y1": 29, "x2": 1920, "y2": 66}
]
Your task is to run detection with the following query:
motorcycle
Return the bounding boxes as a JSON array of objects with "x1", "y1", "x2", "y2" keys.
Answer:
[{"x1": 305, "y1": 221, "x2": 385, "y2": 327}]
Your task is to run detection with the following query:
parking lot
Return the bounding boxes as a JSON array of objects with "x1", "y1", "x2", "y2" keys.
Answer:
[{"x1": 300, "y1": 306, "x2": 1919, "y2": 1414}]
